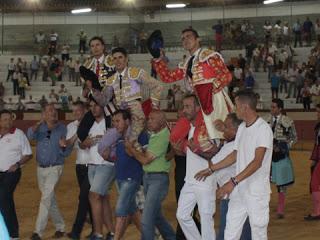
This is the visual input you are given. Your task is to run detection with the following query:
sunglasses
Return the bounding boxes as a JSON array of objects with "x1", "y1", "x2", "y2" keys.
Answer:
[{"x1": 46, "y1": 130, "x2": 52, "y2": 139}]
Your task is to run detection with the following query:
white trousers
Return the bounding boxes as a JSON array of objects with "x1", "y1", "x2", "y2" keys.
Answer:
[
  {"x1": 225, "y1": 190, "x2": 270, "y2": 240},
  {"x1": 35, "y1": 165, "x2": 65, "y2": 236},
  {"x1": 176, "y1": 182, "x2": 216, "y2": 240}
]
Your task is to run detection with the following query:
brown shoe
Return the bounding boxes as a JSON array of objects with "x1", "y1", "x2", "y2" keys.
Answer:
[{"x1": 53, "y1": 231, "x2": 65, "y2": 238}]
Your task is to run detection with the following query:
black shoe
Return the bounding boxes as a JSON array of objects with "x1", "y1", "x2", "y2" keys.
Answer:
[
  {"x1": 53, "y1": 231, "x2": 65, "y2": 238},
  {"x1": 67, "y1": 232, "x2": 80, "y2": 240},
  {"x1": 105, "y1": 232, "x2": 114, "y2": 240},
  {"x1": 277, "y1": 213, "x2": 284, "y2": 219},
  {"x1": 30, "y1": 233, "x2": 42, "y2": 240},
  {"x1": 304, "y1": 214, "x2": 320, "y2": 221}
]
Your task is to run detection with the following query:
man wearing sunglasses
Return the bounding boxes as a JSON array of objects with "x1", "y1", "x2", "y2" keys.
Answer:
[{"x1": 27, "y1": 103, "x2": 72, "y2": 240}]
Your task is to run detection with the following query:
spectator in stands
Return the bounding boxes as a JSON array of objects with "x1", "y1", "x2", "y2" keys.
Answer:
[
  {"x1": 48, "y1": 30, "x2": 59, "y2": 55},
  {"x1": 58, "y1": 84, "x2": 68, "y2": 109},
  {"x1": 16, "y1": 58, "x2": 23, "y2": 71},
  {"x1": 18, "y1": 74, "x2": 27, "y2": 99},
  {"x1": 30, "y1": 56, "x2": 40, "y2": 81},
  {"x1": 244, "y1": 67, "x2": 255, "y2": 89},
  {"x1": 315, "y1": 19, "x2": 320, "y2": 41},
  {"x1": 12, "y1": 68, "x2": 20, "y2": 96},
  {"x1": 7, "y1": 58, "x2": 15, "y2": 82},
  {"x1": 240, "y1": 20, "x2": 248, "y2": 46},
  {"x1": 41, "y1": 56, "x2": 49, "y2": 82},
  {"x1": 25, "y1": 95, "x2": 37, "y2": 111},
  {"x1": 301, "y1": 81, "x2": 311, "y2": 111},
  {"x1": 49, "y1": 58, "x2": 62, "y2": 86},
  {"x1": 284, "y1": 43, "x2": 294, "y2": 68},
  {"x1": 75, "y1": 59, "x2": 81, "y2": 86},
  {"x1": 266, "y1": 53, "x2": 275, "y2": 81},
  {"x1": 263, "y1": 21, "x2": 272, "y2": 45},
  {"x1": 61, "y1": 43, "x2": 70, "y2": 62},
  {"x1": 35, "y1": 31, "x2": 46, "y2": 44},
  {"x1": 274, "y1": 20, "x2": 282, "y2": 47},
  {"x1": 49, "y1": 89, "x2": 59, "y2": 103},
  {"x1": 16, "y1": 96, "x2": 25, "y2": 111},
  {"x1": 303, "y1": 17, "x2": 313, "y2": 47},
  {"x1": 212, "y1": 20, "x2": 223, "y2": 52},
  {"x1": 6, "y1": 98, "x2": 17, "y2": 111},
  {"x1": 139, "y1": 30, "x2": 147, "y2": 53},
  {"x1": 296, "y1": 69, "x2": 305, "y2": 103},
  {"x1": 280, "y1": 67, "x2": 288, "y2": 94},
  {"x1": 21, "y1": 61, "x2": 30, "y2": 86},
  {"x1": 293, "y1": 19, "x2": 302, "y2": 48},
  {"x1": 0, "y1": 82, "x2": 4, "y2": 98},
  {"x1": 38, "y1": 95, "x2": 48, "y2": 109},
  {"x1": 283, "y1": 22, "x2": 291, "y2": 46},
  {"x1": 310, "y1": 79, "x2": 320, "y2": 106},
  {"x1": 78, "y1": 30, "x2": 87, "y2": 54},
  {"x1": 238, "y1": 54, "x2": 246, "y2": 73},
  {"x1": 252, "y1": 46, "x2": 261, "y2": 72},
  {"x1": 67, "y1": 58, "x2": 76, "y2": 82},
  {"x1": 286, "y1": 64, "x2": 299, "y2": 98},
  {"x1": 234, "y1": 64, "x2": 243, "y2": 85},
  {"x1": 271, "y1": 68, "x2": 280, "y2": 99},
  {"x1": 278, "y1": 49, "x2": 288, "y2": 70},
  {"x1": 245, "y1": 40, "x2": 256, "y2": 67}
]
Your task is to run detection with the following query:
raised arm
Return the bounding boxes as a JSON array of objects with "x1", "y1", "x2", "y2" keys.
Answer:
[{"x1": 152, "y1": 58, "x2": 185, "y2": 83}]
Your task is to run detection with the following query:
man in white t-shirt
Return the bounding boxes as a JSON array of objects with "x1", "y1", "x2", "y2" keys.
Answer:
[
  {"x1": 0, "y1": 110, "x2": 32, "y2": 239},
  {"x1": 61, "y1": 101, "x2": 93, "y2": 239},
  {"x1": 210, "y1": 90, "x2": 273, "y2": 240},
  {"x1": 176, "y1": 94, "x2": 218, "y2": 240},
  {"x1": 80, "y1": 100, "x2": 115, "y2": 240},
  {"x1": 195, "y1": 113, "x2": 251, "y2": 240}
]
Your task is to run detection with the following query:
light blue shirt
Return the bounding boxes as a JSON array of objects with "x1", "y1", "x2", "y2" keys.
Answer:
[{"x1": 27, "y1": 122, "x2": 72, "y2": 167}]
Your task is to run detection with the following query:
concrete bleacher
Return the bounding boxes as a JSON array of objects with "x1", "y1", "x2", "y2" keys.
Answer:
[{"x1": 0, "y1": 46, "x2": 315, "y2": 110}]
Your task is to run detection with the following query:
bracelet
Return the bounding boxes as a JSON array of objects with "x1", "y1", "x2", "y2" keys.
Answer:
[
  {"x1": 207, "y1": 167, "x2": 214, "y2": 174},
  {"x1": 230, "y1": 177, "x2": 238, "y2": 187}
]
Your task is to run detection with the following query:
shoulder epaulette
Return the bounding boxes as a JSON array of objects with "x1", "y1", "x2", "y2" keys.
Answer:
[{"x1": 128, "y1": 67, "x2": 143, "y2": 79}]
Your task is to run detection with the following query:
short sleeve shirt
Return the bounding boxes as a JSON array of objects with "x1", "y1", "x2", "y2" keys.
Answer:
[
  {"x1": 234, "y1": 118, "x2": 273, "y2": 196},
  {"x1": 143, "y1": 127, "x2": 171, "y2": 173},
  {"x1": 0, "y1": 128, "x2": 32, "y2": 171}
]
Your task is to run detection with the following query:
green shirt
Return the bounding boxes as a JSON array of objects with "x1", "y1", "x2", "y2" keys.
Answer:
[{"x1": 143, "y1": 127, "x2": 171, "y2": 173}]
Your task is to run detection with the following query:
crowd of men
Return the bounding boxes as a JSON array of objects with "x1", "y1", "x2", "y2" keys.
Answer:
[{"x1": 0, "y1": 26, "x2": 314, "y2": 240}]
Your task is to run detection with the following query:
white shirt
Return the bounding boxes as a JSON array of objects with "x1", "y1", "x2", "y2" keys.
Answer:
[
  {"x1": 283, "y1": 26, "x2": 289, "y2": 36},
  {"x1": 0, "y1": 128, "x2": 32, "y2": 171},
  {"x1": 211, "y1": 141, "x2": 236, "y2": 187},
  {"x1": 310, "y1": 84, "x2": 320, "y2": 96},
  {"x1": 88, "y1": 119, "x2": 112, "y2": 165},
  {"x1": 234, "y1": 68, "x2": 243, "y2": 79},
  {"x1": 185, "y1": 125, "x2": 216, "y2": 189},
  {"x1": 234, "y1": 118, "x2": 273, "y2": 196},
  {"x1": 66, "y1": 120, "x2": 91, "y2": 165}
]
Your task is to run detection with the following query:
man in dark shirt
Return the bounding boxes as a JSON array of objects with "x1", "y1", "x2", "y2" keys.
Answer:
[
  {"x1": 303, "y1": 17, "x2": 313, "y2": 46},
  {"x1": 212, "y1": 20, "x2": 223, "y2": 52},
  {"x1": 27, "y1": 103, "x2": 71, "y2": 240}
]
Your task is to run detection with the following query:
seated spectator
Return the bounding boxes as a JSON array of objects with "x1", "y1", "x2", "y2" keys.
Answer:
[
  {"x1": 0, "y1": 82, "x2": 4, "y2": 98},
  {"x1": 25, "y1": 95, "x2": 38, "y2": 110},
  {"x1": 16, "y1": 96, "x2": 25, "y2": 111},
  {"x1": 301, "y1": 81, "x2": 311, "y2": 111},
  {"x1": 166, "y1": 89, "x2": 175, "y2": 110},
  {"x1": 173, "y1": 85, "x2": 184, "y2": 110},
  {"x1": 5, "y1": 98, "x2": 17, "y2": 111},
  {"x1": 58, "y1": 84, "x2": 69, "y2": 109},
  {"x1": 38, "y1": 95, "x2": 48, "y2": 109},
  {"x1": 49, "y1": 89, "x2": 59, "y2": 103}
]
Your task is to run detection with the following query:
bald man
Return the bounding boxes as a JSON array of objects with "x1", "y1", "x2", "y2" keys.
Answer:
[{"x1": 126, "y1": 110, "x2": 176, "y2": 240}]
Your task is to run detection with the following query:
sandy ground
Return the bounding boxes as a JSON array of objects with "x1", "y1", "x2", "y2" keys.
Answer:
[{"x1": 14, "y1": 142, "x2": 320, "y2": 240}]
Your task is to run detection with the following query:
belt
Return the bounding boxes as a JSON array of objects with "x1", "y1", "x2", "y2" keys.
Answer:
[
  {"x1": 38, "y1": 164, "x2": 61, "y2": 168},
  {"x1": 144, "y1": 171, "x2": 168, "y2": 175}
]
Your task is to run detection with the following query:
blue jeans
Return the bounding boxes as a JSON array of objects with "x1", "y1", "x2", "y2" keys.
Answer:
[
  {"x1": 218, "y1": 199, "x2": 252, "y2": 240},
  {"x1": 115, "y1": 179, "x2": 140, "y2": 217},
  {"x1": 141, "y1": 173, "x2": 175, "y2": 240}
]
